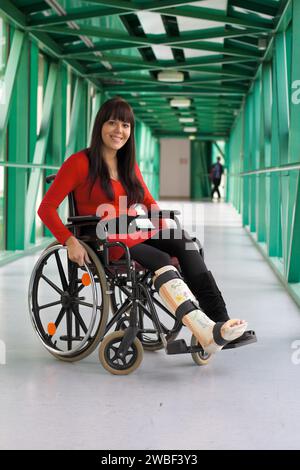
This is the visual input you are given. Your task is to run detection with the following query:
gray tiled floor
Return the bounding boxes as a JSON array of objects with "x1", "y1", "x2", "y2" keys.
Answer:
[{"x1": 1, "y1": 202, "x2": 300, "y2": 450}]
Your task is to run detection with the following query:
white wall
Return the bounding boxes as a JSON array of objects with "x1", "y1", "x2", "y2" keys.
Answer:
[{"x1": 159, "y1": 139, "x2": 190, "y2": 198}]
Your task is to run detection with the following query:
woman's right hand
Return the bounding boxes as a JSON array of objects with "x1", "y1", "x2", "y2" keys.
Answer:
[{"x1": 65, "y1": 236, "x2": 91, "y2": 266}]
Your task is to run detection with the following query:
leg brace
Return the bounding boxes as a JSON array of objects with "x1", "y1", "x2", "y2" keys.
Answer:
[{"x1": 153, "y1": 265, "x2": 247, "y2": 354}]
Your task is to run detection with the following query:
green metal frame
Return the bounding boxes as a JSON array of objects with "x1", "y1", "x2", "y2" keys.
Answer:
[{"x1": 226, "y1": 0, "x2": 300, "y2": 306}]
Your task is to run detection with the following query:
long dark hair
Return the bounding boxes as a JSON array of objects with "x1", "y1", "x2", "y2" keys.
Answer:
[{"x1": 85, "y1": 97, "x2": 144, "y2": 206}]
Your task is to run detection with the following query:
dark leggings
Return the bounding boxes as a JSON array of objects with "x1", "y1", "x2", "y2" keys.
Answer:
[
  {"x1": 128, "y1": 228, "x2": 229, "y2": 322},
  {"x1": 128, "y1": 228, "x2": 207, "y2": 280}
]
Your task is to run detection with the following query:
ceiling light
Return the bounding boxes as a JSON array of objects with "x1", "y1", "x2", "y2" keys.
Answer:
[
  {"x1": 258, "y1": 38, "x2": 267, "y2": 50},
  {"x1": 170, "y1": 98, "x2": 191, "y2": 108},
  {"x1": 179, "y1": 117, "x2": 194, "y2": 123},
  {"x1": 183, "y1": 127, "x2": 197, "y2": 132},
  {"x1": 139, "y1": 101, "x2": 146, "y2": 106},
  {"x1": 189, "y1": 135, "x2": 196, "y2": 140},
  {"x1": 158, "y1": 71, "x2": 184, "y2": 82}
]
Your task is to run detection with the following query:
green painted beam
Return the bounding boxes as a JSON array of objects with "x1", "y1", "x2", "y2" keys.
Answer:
[
  {"x1": 0, "y1": 29, "x2": 24, "y2": 150},
  {"x1": 24, "y1": 63, "x2": 58, "y2": 246},
  {"x1": 0, "y1": 0, "x2": 101, "y2": 88},
  {"x1": 287, "y1": 176, "x2": 300, "y2": 282},
  {"x1": 31, "y1": 25, "x2": 271, "y2": 49},
  {"x1": 230, "y1": 0, "x2": 279, "y2": 17},
  {"x1": 28, "y1": 0, "x2": 199, "y2": 26},
  {"x1": 65, "y1": 78, "x2": 84, "y2": 158},
  {"x1": 0, "y1": 0, "x2": 27, "y2": 28},
  {"x1": 28, "y1": 6, "x2": 128, "y2": 27},
  {"x1": 64, "y1": 40, "x2": 262, "y2": 60},
  {"x1": 157, "y1": 6, "x2": 274, "y2": 30},
  {"x1": 6, "y1": 26, "x2": 29, "y2": 251},
  {"x1": 287, "y1": 0, "x2": 300, "y2": 282},
  {"x1": 85, "y1": 56, "x2": 259, "y2": 77}
]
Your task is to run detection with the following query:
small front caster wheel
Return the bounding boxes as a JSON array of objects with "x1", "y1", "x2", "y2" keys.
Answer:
[
  {"x1": 99, "y1": 330, "x2": 143, "y2": 375},
  {"x1": 190, "y1": 335, "x2": 212, "y2": 366}
]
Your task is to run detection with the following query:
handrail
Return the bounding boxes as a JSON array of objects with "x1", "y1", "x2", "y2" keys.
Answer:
[
  {"x1": 228, "y1": 162, "x2": 300, "y2": 176},
  {"x1": 0, "y1": 162, "x2": 60, "y2": 170}
]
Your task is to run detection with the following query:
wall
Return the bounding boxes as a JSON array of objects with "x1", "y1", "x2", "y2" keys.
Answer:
[{"x1": 159, "y1": 138, "x2": 190, "y2": 199}]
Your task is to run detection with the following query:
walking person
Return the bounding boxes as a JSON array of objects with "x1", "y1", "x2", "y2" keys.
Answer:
[{"x1": 210, "y1": 156, "x2": 224, "y2": 201}]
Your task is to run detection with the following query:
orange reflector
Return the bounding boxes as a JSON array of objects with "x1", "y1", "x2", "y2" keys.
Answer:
[
  {"x1": 81, "y1": 273, "x2": 91, "y2": 286},
  {"x1": 47, "y1": 322, "x2": 56, "y2": 336}
]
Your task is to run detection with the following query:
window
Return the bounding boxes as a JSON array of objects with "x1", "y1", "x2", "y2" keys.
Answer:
[
  {"x1": 0, "y1": 15, "x2": 8, "y2": 250},
  {"x1": 37, "y1": 53, "x2": 45, "y2": 135}
]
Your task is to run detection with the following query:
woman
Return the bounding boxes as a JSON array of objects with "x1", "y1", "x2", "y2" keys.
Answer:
[{"x1": 38, "y1": 97, "x2": 248, "y2": 354}]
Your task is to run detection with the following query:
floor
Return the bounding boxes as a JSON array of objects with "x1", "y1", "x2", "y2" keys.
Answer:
[{"x1": 1, "y1": 201, "x2": 300, "y2": 450}]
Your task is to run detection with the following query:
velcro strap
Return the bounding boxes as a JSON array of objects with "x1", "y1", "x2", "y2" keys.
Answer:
[
  {"x1": 154, "y1": 269, "x2": 181, "y2": 292},
  {"x1": 212, "y1": 322, "x2": 227, "y2": 346},
  {"x1": 175, "y1": 299, "x2": 199, "y2": 322}
]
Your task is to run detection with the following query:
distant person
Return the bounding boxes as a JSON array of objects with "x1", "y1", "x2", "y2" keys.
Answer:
[{"x1": 210, "y1": 156, "x2": 224, "y2": 200}]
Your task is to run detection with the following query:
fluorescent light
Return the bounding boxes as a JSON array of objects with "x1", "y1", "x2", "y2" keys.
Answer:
[
  {"x1": 189, "y1": 135, "x2": 196, "y2": 140},
  {"x1": 184, "y1": 127, "x2": 197, "y2": 132},
  {"x1": 170, "y1": 98, "x2": 191, "y2": 107},
  {"x1": 258, "y1": 38, "x2": 267, "y2": 50},
  {"x1": 179, "y1": 117, "x2": 194, "y2": 123},
  {"x1": 158, "y1": 71, "x2": 184, "y2": 82}
]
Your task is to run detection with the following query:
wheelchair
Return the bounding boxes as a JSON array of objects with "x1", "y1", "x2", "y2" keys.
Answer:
[{"x1": 28, "y1": 175, "x2": 256, "y2": 375}]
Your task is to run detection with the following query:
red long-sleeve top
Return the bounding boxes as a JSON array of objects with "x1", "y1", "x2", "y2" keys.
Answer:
[{"x1": 37, "y1": 150, "x2": 164, "y2": 261}]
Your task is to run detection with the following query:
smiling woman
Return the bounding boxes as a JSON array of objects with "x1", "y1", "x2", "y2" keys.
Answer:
[{"x1": 37, "y1": 96, "x2": 250, "y2": 354}]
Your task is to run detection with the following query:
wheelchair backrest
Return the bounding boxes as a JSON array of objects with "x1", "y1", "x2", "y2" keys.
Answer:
[{"x1": 45, "y1": 174, "x2": 78, "y2": 217}]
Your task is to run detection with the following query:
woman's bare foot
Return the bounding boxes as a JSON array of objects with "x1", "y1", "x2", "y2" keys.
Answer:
[
  {"x1": 182, "y1": 313, "x2": 248, "y2": 354},
  {"x1": 221, "y1": 319, "x2": 247, "y2": 342}
]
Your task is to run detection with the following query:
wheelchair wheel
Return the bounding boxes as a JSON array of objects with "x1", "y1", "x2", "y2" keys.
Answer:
[
  {"x1": 99, "y1": 330, "x2": 143, "y2": 375},
  {"x1": 28, "y1": 241, "x2": 110, "y2": 362},
  {"x1": 190, "y1": 335, "x2": 212, "y2": 366}
]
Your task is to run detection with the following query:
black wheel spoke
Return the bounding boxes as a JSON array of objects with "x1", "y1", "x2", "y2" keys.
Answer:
[
  {"x1": 38, "y1": 300, "x2": 62, "y2": 311},
  {"x1": 71, "y1": 304, "x2": 88, "y2": 334},
  {"x1": 125, "y1": 350, "x2": 134, "y2": 360},
  {"x1": 73, "y1": 299, "x2": 101, "y2": 310},
  {"x1": 110, "y1": 345, "x2": 119, "y2": 361},
  {"x1": 68, "y1": 262, "x2": 78, "y2": 293},
  {"x1": 55, "y1": 307, "x2": 66, "y2": 329},
  {"x1": 54, "y1": 251, "x2": 68, "y2": 291},
  {"x1": 47, "y1": 307, "x2": 66, "y2": 338},
  {"x1": 41, "y1": 274, "x2": 64, "y2": 295},
  {"x1": 66, "y1": 307, "x2": 73, "y2": 351}
]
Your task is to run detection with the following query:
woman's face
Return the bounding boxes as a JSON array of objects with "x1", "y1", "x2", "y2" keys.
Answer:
[{"x1": 101, "y1": 118, "x2": 131, "y2": 153}]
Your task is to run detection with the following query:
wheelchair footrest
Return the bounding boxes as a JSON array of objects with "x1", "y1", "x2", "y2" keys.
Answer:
[
  {"x1": 167, "y1": 339, "x2": 207, "y2": 355},
  {"x1": 166, "y1": 339, "x2": 189, "y2": 355},
  {"x1": 222, "y1": 330, "x2": 257, "y2": 350},
  {"x1": 59, "y1": 335, "x2": 84, "y2": 342}
]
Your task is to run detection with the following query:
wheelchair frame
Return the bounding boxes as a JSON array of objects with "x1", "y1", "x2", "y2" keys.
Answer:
[{"x1": 28, "y1": 174, "x2": 212, "y2": 374}]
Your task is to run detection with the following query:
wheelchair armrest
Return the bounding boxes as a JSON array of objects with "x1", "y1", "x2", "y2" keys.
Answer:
[
  {"x1": 145, "y1": 209, "x2": 181, "y2": 219},
  {"x1": 67, "y1": 215, "x2": 100, "y2": 224},
  {"x1": 145, "y1": 209, "x2": 182, "y2": 230},
  {"x1": 45, "y1": 174, "x2": 56, "y2": 184}
]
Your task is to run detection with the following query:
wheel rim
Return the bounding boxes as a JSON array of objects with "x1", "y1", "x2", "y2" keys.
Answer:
[
  {"x1": 28, "y1": 244, "x2": 101, "y2": 357},
  {"x1": 104, "y1": 335, "x2": 139, "y2": 371},
  {"x1": 191, "y1": 335, "x2": 211, "y2": 364}
]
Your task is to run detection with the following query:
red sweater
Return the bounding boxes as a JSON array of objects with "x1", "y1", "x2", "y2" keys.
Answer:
[{"x1": 38, "y1": 151, "x2": 163, "y2": 261}]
